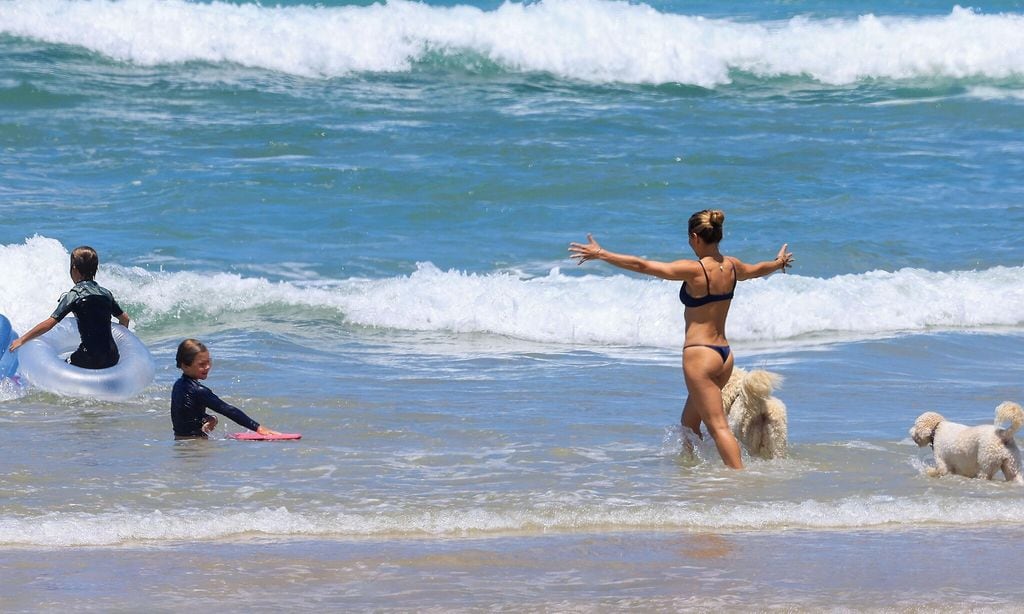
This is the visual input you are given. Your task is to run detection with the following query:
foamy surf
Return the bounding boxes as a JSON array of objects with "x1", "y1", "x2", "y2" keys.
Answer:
[
  {"x1": 0, "y1": 1, "x2": 1022, "y2": 86},
  {"x1": 3, "y1": 236, "x2": 1024, "y2": 349},
  {"x1": 2, "y1": 495, "x2": 1023, "y2": 546}
]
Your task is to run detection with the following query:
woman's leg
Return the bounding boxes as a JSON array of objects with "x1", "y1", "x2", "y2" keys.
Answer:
[
  {"x1": 683, "y1": 347, "x2": 742, "y2": 469},
  {"x1": 680, "y1": 349, "x2": 735, "y2": 434},
  {"x1": 681, "y1": 394, "x2": 703, "y2": 437}
]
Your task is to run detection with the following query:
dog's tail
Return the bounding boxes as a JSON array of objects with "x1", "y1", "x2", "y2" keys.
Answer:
[
  {"x1": 742, "y1": 369, "x2": 782, "y2": 401},
  {"x1": 994, "y1": 401, "x2": 1024, "y2": 441},
  {"x1": 736, "y1": 369, "x2": 787, "y2": 459}
]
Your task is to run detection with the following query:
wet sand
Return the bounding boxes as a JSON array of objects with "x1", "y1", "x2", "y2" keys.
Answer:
[{"x1": 3, "y1": 527, "x2": 1023, "y2": 612}]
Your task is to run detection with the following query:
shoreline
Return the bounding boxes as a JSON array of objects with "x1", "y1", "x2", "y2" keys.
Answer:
[{"x1": 4, "y1": 527, "x2": 1023, "y2": 611}]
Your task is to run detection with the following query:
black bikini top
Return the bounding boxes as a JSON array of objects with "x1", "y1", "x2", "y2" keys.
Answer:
[{"x1": 679, "y1": 260, "x2": 736, "y2": 308}]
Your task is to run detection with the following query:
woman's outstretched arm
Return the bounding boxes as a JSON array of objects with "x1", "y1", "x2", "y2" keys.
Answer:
[
  {"x1": 569, "y1": 234, "x2": 697, "y2": 281},
  {"x1": 731, "y1": 244, "x2": 794, "y2": 281}
]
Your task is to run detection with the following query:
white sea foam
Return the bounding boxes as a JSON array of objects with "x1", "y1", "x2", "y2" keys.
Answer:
[
  {"x1": 1, "y1": 495, "x2": 1022, "y2": 546},
  {"x1": 3, "y1": 236, "x2": 1024, "y2": 349},
  {"x1": 0, "y1": 376, "x2": 27, "y2": 402},
  {"x1": 0, "y1": 1, "x2": 1022, "y2": 86},
  {"x1": 966, "y1": 86, "x2": 1024, "y2": 101}
]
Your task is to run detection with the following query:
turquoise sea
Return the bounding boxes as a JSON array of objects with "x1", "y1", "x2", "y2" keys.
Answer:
[{"x1": 2, "y1": 0, "x2": 1024, "y2": 609}]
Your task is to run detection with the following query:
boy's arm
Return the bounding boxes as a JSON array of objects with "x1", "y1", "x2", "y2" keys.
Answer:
[
  {"x1": 9, "y1": 317, "x2": 59, "y2": 352},
  {"x1": 110, "y1": 297, "x2": 130, "y2": 328}
]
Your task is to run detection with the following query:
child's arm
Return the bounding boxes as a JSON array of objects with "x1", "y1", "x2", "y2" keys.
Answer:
[
  {"x1": 9, "y1": 317, "x2": 59, "y2": 352},
  {"x1": 110, "y1": 297, "x2": 130, "y2": 328},
  {"x1": 202, "y1": 387, "x2": 279, "y2": 434}
]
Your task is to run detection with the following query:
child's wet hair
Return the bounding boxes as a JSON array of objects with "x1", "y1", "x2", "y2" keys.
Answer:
[
  {"x1": 70, "y1": 246, "x2": 99, "y2": 279},
  {"x1": 176, "y1": 339, "x2": 208, "y2": 368}
]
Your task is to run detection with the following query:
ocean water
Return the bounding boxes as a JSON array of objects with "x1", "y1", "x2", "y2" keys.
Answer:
[{"x1": 2, "y1": 0, "x2": 1024, "y2": 610}]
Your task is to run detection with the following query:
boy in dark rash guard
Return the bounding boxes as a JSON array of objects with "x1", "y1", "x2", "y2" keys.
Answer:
[
  {"x1": 171, "y1": 338, "x2": 280, "y2": 439},
  {"x1": 8, "y1": 246, "x2": 131, "y2": 369}
]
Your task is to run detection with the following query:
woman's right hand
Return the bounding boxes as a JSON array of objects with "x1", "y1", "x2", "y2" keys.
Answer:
[
  {"x1": 776, "y1": 243, "x2": 794, "y2": 272},
  {"x1": 256, "y1": 425, "x2": 281, "y2": 436}
]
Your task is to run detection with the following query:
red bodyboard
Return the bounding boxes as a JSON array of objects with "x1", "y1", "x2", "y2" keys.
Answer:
[{"x1": 228, "y1": 432, "x2": 302, "y2": 441}]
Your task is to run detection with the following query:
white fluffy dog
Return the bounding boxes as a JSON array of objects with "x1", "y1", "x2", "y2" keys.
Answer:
[
  {"x1": 720, "y1": 367, "x2": 788, "y2": 459},
  {"x1": 909, "y1": 401, "x2": 1024, "y2": 483}
]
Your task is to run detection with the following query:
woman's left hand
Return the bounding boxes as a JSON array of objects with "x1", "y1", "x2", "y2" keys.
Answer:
[
  {"x1": 569, "y1": 234, "x2": 605, "y2": 265},
  {"x1": 256, "y1": 425, "x2": 281, "y2": 436}
]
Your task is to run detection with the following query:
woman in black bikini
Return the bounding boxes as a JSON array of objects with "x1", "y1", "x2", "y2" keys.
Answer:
[{"x1": 569, "y1": 209, "x2": 793, "y2": 469}]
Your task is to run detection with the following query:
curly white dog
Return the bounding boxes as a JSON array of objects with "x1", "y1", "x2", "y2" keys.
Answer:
[
  {"x1": 909, "y1": 401, "x2": 1024, "y2": 483},
  {"x1": 721, "y1": 367, "x2": 788, "y2": 459}
]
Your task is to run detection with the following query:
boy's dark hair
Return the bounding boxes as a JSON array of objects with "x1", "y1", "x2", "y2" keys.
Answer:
[
  {"x1": 176, "y1": 338, "x2": 208, "y2": 368},
  {"x1": 70, "y1": 246, "x2": 100, "y2": 280}
]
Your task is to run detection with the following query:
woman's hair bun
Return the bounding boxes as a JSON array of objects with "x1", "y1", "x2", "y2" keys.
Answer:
[{"x1": 688, "y1": 209, "x2": 725, "y2": 243}]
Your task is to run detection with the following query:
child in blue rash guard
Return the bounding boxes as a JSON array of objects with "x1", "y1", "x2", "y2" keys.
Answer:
[
  {"x1": 171, "y1": 338, "x2": 280, "y2": 439},
  {"x1": 8, "y1": 246, "x2": 131, "y2": 369}
]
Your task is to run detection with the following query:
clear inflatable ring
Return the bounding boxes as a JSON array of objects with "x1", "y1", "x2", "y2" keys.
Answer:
[{"x1": 17, "y1": 317, "x2": 155, "y2": 401}]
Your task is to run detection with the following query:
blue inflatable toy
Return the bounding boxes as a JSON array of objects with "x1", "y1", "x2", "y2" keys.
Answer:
[{"x1": 0, "y1": 314, "x2": 19, "y2": 379}]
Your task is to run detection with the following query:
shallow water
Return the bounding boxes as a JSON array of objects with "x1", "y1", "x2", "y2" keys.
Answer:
[{"x1": 2, "y1": 334, "x2": 1023, "y2": 547}]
